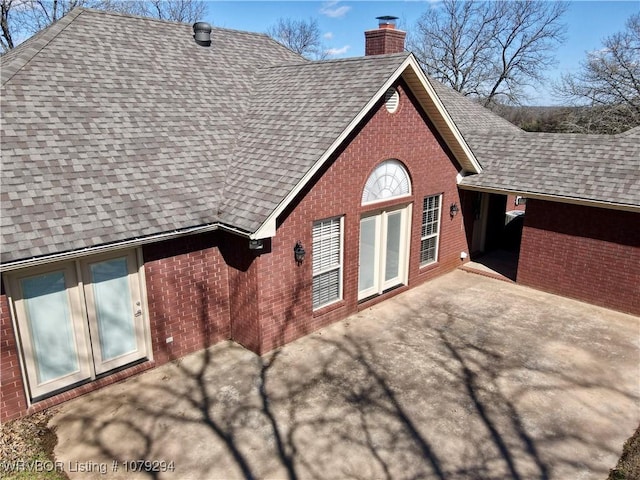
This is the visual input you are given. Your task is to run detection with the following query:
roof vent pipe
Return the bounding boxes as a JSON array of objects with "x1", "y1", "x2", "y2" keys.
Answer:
[{"x1": 193, "y1": 22, "x2": 212, "y2": 46}]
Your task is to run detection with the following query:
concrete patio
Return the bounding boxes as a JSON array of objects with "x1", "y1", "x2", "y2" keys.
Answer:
[{"x1": 51, "y1": 269, "x2": 639, "y2": 479}]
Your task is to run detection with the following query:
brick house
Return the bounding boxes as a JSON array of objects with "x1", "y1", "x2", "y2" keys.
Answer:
[{"x1": 1, "y1": 9, "x2": 638, "y2": 421}]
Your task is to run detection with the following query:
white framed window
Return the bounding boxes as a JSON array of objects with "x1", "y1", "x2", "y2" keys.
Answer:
[
  {"x1": 420, "y1": 194, "x2": 442, "y2": 266},
  {"x1": 362, "y1": 159, "x2": 411, "y2": 205},
  {"x1": 312, "y1": 216, "x2": 343, "y2": 309}
]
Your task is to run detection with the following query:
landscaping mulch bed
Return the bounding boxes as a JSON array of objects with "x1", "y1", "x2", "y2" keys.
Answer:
[
  {"x1": 0, "y1": 408, "x2": 68, "y2": 480},
  {"x1": 608, "y1": 424, "x2": 640, "y2": 480}
]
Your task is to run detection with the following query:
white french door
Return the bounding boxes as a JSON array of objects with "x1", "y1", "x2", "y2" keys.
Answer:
[
  {"x1": 9, "y1": 250, "x2": 148, "y2": 398},
  {"x1": 81, "y1": 251, "x2": 147, "y2": 374},
  {"x1": 11, "y1": 264, "x2": 92, "y2": 398},
  {"x1": 358, "y1": 205, "x2": 411, "y2": 300}
]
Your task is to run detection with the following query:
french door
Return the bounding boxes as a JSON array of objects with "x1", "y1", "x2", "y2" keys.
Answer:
[
  {"x1": 358, "y1": 205, "x2": 411, "y2": 300},
  {"x1": 9, "y1": 250, "x2": 148, "y2": 398},
  {"x1": 82, "y1": 251, "x2": 147, "y2": 374}
]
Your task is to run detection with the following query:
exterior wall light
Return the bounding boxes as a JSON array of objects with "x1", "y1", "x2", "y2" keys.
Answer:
[
  {"x1": 294, "y1": 241, "x2": 306, "y2": 265},
  {"x1": 450, "y1": 202, "x2": 459, "y2": 218},
  {"x1": 249, "y1": 239, "x2": 264, "y2": 250}
]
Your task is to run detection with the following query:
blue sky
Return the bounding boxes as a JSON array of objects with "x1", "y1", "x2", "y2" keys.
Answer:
[{"x1": 203, "y1": 1, "x2": 639, "y2": 105}]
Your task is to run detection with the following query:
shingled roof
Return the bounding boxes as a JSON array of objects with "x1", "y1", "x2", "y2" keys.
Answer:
[
  {"x1": 459, "y1": 127, "x2": 640, "y2": 211},
  {"x1": 1, "y1": 8, "x2": 474, "y2": 266},
  {"x1": 221, "y1": 53, "x2": 410, "y2": 232},
  {"x1": 422, "y1": 75, "x2": 640, "y2": 211},
  {"x1": 1, "y1": 8, "x2": 305, "y2": 264},
  {"x1": 2, "y1": 7, "x2": 637, "y2": 267}
]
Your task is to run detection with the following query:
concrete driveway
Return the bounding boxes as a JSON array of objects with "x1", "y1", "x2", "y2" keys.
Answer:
[{"x1": 51, "y1": 270, "x2": 639, "y2": 480}]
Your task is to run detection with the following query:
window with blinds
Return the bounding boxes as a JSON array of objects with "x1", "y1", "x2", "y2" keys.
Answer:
[
  {"x1": 420, "y1": 194, "x2": 442, "y2": 266},
  {"x1": 312, "y1": 216, "x2": 343, "y2": 309}
]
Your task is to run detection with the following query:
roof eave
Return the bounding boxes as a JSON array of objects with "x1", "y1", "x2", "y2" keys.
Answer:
[
  {"x1": 458, "y1": 182, "x2": 640, "y2": 213},
  {"x1": 252, "y1": 54, "x2": 481, "y2": 240},
  {"x1": 401, "y1": 55, "x2": 482, "y2": 174},
  {"x1": 0, "y1": 222, "x2": 253, "y2": 272}
]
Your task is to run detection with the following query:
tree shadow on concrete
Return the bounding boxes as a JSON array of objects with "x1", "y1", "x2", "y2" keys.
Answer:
[{"x1": 52, "y1": 283, "x2": 638, "y2": 479}]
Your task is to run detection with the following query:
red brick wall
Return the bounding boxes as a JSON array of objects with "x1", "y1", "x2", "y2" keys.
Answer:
[
  {"x1": 255, "y1": 81, "x2": 469, "y2": 353},
  {"x1": 1, "y1": 290, "x2": 28, "y2": 422},
  {"x1": 1, "y1": 233, "x2": 233, "y2": 420},
  {"x1": 219, "y1": 232, "x2": 262, "y2": 352},
  {"x1": 506, "y1": 194, "x2": 526, "y2": 212},
  {"x1": 365, "y1": 29, "x2": 406, "y2": 56},
  {"x1": 518, "y1": 200, "x2": 640, "y2": 315},
  {"x1": 143, "y1": 232, "x2": 231, "y2": 365}
]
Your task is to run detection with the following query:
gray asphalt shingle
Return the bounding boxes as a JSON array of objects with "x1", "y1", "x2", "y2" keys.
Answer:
[
  {"x1": 425, "y1": 77, "x2": 639, "y2": 210},
  {"x1": 460, "y1": 128, "x2": 640, "y2": 208},
  {"x1": 2, "y1": 7, "x2": 638, "y2": 266},
  {"x1": 221, "y1": 53, "x2": 409, "y2": 231},
  {"x1": 1, "y1": 8, "x2": 303, "y2": 263}
]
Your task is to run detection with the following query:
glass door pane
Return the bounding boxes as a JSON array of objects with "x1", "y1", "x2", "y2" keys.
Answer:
[
  {"x1": 22, "y1": 272, "x2": 78, "y2": 383},
  {"x1": 14, "y1": 265, "x2": 91, "y2": 398},
  {"x1": 384, "y1": 211, "x2": 402, "y2": 282},
  {"x1": 83, "y1": 251, "x2": 146, "y2": 374},
  {"x1": 90, "y1": 258, "x2": 136, "y2": 361},
  {"x1": 358, "y1": 216, "x2": 379, "y2": 299}
]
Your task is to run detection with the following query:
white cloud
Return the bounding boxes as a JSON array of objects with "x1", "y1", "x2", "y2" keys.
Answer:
[
  {"x1": 323, "y1": 32, "x2": 334, "y2": 40},
  {"x1": 320, "y1": 1, "x2": 351, "y2": 19},
  {"x1": 325, "y1": 45, "x2": 351, "y2": 56}
]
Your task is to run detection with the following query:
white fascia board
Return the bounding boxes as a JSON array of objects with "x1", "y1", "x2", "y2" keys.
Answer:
[
  {"x1": 0, "y1": 222, "x2": 252, "y2": 272},
  {"x1": 252, "y1": 57, "x2": 412, "y2": 240},
  {"x1": 458, "y1": 183, "x2": 640, "y2": 213},
  {"x1": 404, "y1": 55, "x2": 482, "y2": 174},
  {"x1": 250, "y1": 219, "x2": 276, "y2": 240},
  {"x1": 253, "y1": 54, "x2": 480, "y2": 240}
]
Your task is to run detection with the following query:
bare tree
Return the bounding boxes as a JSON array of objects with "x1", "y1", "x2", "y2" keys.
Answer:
[
  {"x1": 125, "y1": 0, "x2": 205, "y2": 23},
  {"x1": 267, "y1": 17, "x2": 327, "y2": 60},
  {"x1": 408, "y1": 0, "x2": 568, "y2": 106},
  {"x1": 1, "y1": 0, "x2": 15, "y2": 51},
  {"x1": 555, "y1": 13, "x2": 640, "y2": 132},
  {"x1": 1, "y1": 0, "x2": 205, "y2": 53}
]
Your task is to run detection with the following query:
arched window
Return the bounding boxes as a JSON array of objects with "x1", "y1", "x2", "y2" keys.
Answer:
[{"x1": 361, "y1": 159, "x2": 411, "y2": 204}]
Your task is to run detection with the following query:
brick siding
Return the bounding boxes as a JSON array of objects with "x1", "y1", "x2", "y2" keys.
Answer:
[
  {"x1": 143, "y1": 232, "x2": 231, "y2": 365},
  {"x1": 254, "y1": 80, "x2": 469, "y2": 353},
  {"x1": 518, "y1": 200, "x2": 640, "y2": 315},
  {"x1": 364, "y1": 29, "x2": 406, "y2": 56},
  {"x1": 1, "y1": 290, "x2": 28, "y2": 422}
]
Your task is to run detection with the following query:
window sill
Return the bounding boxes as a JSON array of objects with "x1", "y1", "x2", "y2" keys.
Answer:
[
  {"x1": 419, "y1": 261, "x2": 439, "y2": 272},
  {"x1": 312, "y1": 299, "x2": 346, "y2": 317}
]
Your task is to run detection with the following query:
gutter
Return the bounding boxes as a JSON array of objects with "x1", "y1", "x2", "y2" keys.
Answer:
[
  {"x1": 0, "y1": 222, "x2": 253, "y2": 272},
  {"x1": 458, "y1": 183, "x2": 640, "y2": 213}
]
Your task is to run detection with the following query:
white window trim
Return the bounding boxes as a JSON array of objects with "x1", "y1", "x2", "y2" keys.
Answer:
[
  {"x1": 361, "y1": 159, "x2": 412, "y2": 206},
  {"x1": 420, "y1": 194, "x2": 442, "y2": 267},
  {"x1": 312, "y1": 216, "x2": 344, "y2": 310}
]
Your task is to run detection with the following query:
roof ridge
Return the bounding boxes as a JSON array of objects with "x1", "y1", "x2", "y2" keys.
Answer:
[
  {"x1": 263, "y1": 51, "x2": 410, "y2": 71},
  {"x1": 80, "y1": 7, "x2": 294, "y2": 43},
  {"x1": 1, "y1": 7, "x2": 84, "y2": 85},
  {"x1": 76, "y1": 6, "x2": 194, "y2": 28}
]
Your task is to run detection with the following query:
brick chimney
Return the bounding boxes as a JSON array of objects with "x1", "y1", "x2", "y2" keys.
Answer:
[{"x1": 365, "y1": 16, "x2": 406, "y2": 56}]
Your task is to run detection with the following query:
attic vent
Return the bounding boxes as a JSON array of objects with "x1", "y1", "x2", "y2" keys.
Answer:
[
  {"x1": 193, "y1": 22, "x2": 212, "y2": 46},
  {"x1": 384, "y1": 87, "x2": 399, "y2": 113}
]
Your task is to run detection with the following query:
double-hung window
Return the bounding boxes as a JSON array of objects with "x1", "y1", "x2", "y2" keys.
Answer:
[
  {"x1": 420, "y1": 194, "x2": 442, "y2": 266},
  {"x1": 312, "y1": 216, "x2": 343, "y2": 309}
]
